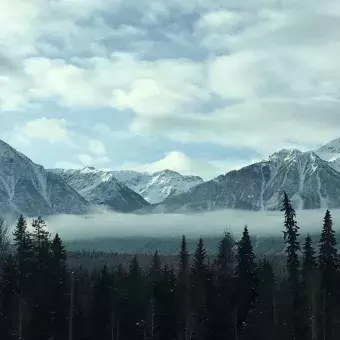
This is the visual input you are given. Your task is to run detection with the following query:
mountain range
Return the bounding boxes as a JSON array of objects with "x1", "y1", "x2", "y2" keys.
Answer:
[
  {"x1": 0, "y1": 139, "x2": 89, "y2": 217},
  {"x1": 2, "y1": 137, "x2": 340, "y2": 217}
]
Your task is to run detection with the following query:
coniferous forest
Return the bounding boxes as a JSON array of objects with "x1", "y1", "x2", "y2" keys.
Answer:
[{"x1": 0, "y1": 193, "x2": 340, "y2": 340}]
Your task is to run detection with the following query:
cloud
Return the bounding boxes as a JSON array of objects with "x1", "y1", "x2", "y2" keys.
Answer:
[
  {"x1": 35, "y1": 208, "x2": 340, "y2": 241},
  {"x1": 88, "y1": 139, "x2": 106, "y2": 156},
  {"x1": 120, "y1": 151, "x2": 260, "y2": 179},
  {"x1": 1, "y1": 0, "x2": 340, "y2": 172},
  {"x1": 23, "y1": 118, "x2": 71, "y2": 143}
]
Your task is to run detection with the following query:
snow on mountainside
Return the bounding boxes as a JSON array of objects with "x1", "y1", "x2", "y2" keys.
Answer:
[
  {"x1": 51, "y1": 167, "x2": 149, "y2": 212},
  {"x1": 113, "y1": 169, "x2": 204, "y2": 204},
  {"x1": 315, "y1": 138, "x2": 340, "y2": 172},
  {"x1": 144, "y1": 149, "x2": 340, "y2": 213},
  {"x1": 0, "y1": 139, "x2": 89, "y2": 217}
]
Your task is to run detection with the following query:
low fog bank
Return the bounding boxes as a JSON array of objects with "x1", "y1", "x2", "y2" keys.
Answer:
[{"x1": 42, "y1": 208, "x2": 340, "y2": 242}]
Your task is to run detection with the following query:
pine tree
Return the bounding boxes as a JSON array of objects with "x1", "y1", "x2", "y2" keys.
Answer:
[
  {"x1": 30, "y1": 217, "x2": 53, "y2": 340},
  {"x1": 235, "y1": 226, "x2": 258, "y2": 338},
  {"x1": 211, "y1": 232, "x2": 236, "y2": 340},
  {"x1": 302, "y1": 235, "x2": 318, "y2": 340},
  {"x1": 0, "y1": 255, "x2": 19, "y2": 340},
  {"x1": 215, "y1": 232, "x2": 235, "y2": 278},
  {"x1": 12, "y1": 215, "x2": 34, "y2": 339},
  {"x1": 177, "y1": 235, "x2": 190, "y2": 340},
  {"x1": 91, "y1": 264, "x2": 113, "y2": 340},
  {"x1": 126, "y1": 256, "x2": 146, "y2": 340},
  {"x1": 281, "y1": 192, "x2": 300, "y2": 286},
  {"x1": 190, "y1": 238, "x2": 208, "y2": 340},
  {"x1": 281, "y1": 192, "x2": 301, "y2": 340},
  {"x1": 149, "y1": 249, "x2": 162, "y2": 285},
  {"x1": 318, "y1": 210, "x2": 338, "y2": 340},
  {"x1": 179, "y1": 235, "x2": 189, "y2": 276},
  {"x1": 50, "y1": 234, "x2": 69, "y2": 340}
]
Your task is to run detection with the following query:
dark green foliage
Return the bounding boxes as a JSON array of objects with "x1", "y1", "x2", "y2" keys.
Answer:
[
  {"x1": 2, "y1": 208, "x2": 340, "y2": 340},
  {"x1": 90, "y1": 264, "x2": 113, "y2": 340},
  {"x1": 0, "y1": 255, "x2": 18, "y2": 340},
  {"x1": 235, "y1": 226, "x2": 258, "y2": 337},
  {"x1": 318, "y1": 210, "x2": 338, "y2": 340},
  {"x1": 50, "y1": 234, "x2": 69, "y2": 340},
  {"x1": 281, "y1": 192, "x2": 300, "y2": 287},
  {"x1": 281, "y1": 192, "x2": 301, "y2": 340}
]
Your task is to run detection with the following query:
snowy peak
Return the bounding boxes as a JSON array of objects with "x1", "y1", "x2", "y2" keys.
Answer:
[
  {"x1": 50, "y1": 168, "x2": 149, "y2": 212},
  {"x1": 113, "y1": 169, "x2": 204, "y2": 204},
  {"x1": 151, "y1": 149, "x2": 340, "y2": 213},
  {"x1": 315, "y1": 138, "x2": 340, "y2": 173},
  {"x1": 316, "y1": 138, "x2": 340, "y2": 161},
  {"x1": 267, "y1": 148, "x2": 302, "y2": 162}
]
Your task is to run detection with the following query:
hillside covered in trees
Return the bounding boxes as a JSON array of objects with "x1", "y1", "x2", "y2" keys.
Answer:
[{"x1": 1, "y1": 192, "x2": 340, "y2": 340}]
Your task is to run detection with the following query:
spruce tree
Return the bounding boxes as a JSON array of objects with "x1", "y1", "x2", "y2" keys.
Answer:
[
  {"x1": 302, "y1": 235, "x2": 318, "y2": 340},
  {"x1": 318, "y1": 210, "x2": 338, "y2": 340},
  {"x1": 91, "y1": 264, "x2": 113, "y2": 340},
  {"x1": 30, "y1": 217, "x2": 53, "y2": 340},
  {"x1": 190, "y1": 238, "x2": 208, "y2": 340},
  {"x1": 50, "y1": 234, "x2": 69, "y2": 340},
  {"x1": 179, "y1": 235, "x2": 189, "y2": 276},
  {"x1": 281, "y1": 192, "x2": 301, "y2": 339},
  {"x1": 12, "y1": 215, "x2": 34, "y2": 339},
  {"x1": 0, "y1": 255, "x2": 19, "y2": 340},
  {"x1": 211, "y1": 232, "x2": 235, "y2": 340},
  {"x1": 281, "y1": 192, "x2": 300, "y2": 287},
  {"x1": 235, "y1": 226, "x2": 258, "y2": 337},
  {"x1": 177, "y1": 235, "x2": 190, "y2": 340}
]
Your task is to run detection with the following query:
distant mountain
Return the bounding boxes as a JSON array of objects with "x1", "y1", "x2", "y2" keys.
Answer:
[
  {"x1": 113, "y1": 169, "x2": 204, "y2": 204},
  {"x1": 315, "y1": 137, "x2": 340, "y2": 172},
  {"x1": 0, "y1": 139, "x2": 89, "y2": 217},
  {"x1": 144, "y1": 149, "x2": 340, "y2": 213},
  {"x1": 51, "y1": 167, "x2": 149, "y2": 212}
]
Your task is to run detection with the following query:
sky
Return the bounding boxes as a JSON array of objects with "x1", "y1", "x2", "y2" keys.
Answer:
[{"x1": 1, "y1": 0, "x2": 340, "y2": 180}]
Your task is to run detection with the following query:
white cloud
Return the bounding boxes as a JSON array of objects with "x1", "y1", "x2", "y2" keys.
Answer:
[
  {"x1": 119, "y1": 151, "x2": 258, "y2": 179},
  {"x1": 22, "y1": 118, "x2": 72, "y2": 143},
  {"x1": 1, "y1": 0, "x2": 340, "y2": 169},
  {"x1": 88, "y1": 139, "x2": 106, "y2": 156}
]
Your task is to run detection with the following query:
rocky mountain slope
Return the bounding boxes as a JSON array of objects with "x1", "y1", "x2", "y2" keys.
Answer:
[
  {"x1": 51, "y1": 167, "x2": 149, "y2": 212},
  {"x1": 145, "y1": 149, "x2": 340, "y2": 213},
  {"x1": 113, "y1": 169, "x2": 203, "y2": 204},
  {"x1": 315, "y1": 137, "x2": 340, "y2": 172},
  {"x1": 0, "y1": 139, "x2": 89, "y2": 217}
]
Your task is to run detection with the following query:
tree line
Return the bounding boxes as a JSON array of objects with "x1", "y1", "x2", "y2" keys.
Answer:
[{"x1": 0, "y1": 192, "x2": 340, "y2": 340}]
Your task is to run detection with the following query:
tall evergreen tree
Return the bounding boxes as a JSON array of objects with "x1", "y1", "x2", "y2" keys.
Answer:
[
  {"x1": 50, "y1": 233, "x2": 69, "y2": 340},
  {"x1": 302, "y1": 235, "x2": 318, "y2": 340},
  {"x1": 235, "y1": 226, "x2": 258, "y2": 338},
  {"x1": 12, "y1": 215, "x2": 34, "y2": 339},
  {"x1": 190, "y1": 238, "x2": 208, "y2": 340},
  {"x1": 318, "y1": 210, "x2": 338, "y2": 340},
  {"x1": 210, "y1": 232, "x2": 235, "y2": 340},
  {"x1": 90, "y1": 264, "x2": 113, "y2": 340},
  {"x1": 177, "y1": 235, "x2": 190, "y2": 340},
  {"x1": 179, "y1": 235, "x2": 189, "y2": 276},
  {"x1": 281, "y1": 192, "x2": 301, "y2": 340},
  {"x1": 0, "y1": 255, "x2": 19, "y2": 340},
  {"x1": 29, "y1": 217, "x2": 53, "y2": 340}
]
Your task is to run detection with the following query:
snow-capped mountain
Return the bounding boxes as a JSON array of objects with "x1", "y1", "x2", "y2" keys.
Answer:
[
  {"x1": 145, "y1": 149, "x2": 340, "y2": 213},
  {"x1": 315, "y1": 137, "x2": 340, "y2": 172},
  {"x1": 0, "y1": 139, "x2": 89, "y2": 217},
  {"x1": 113, "y1": 169, "x2": 204, "y2": 204},
  {"x1": 50, "y1": 167, "x2": 149, "y2": 212}
]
